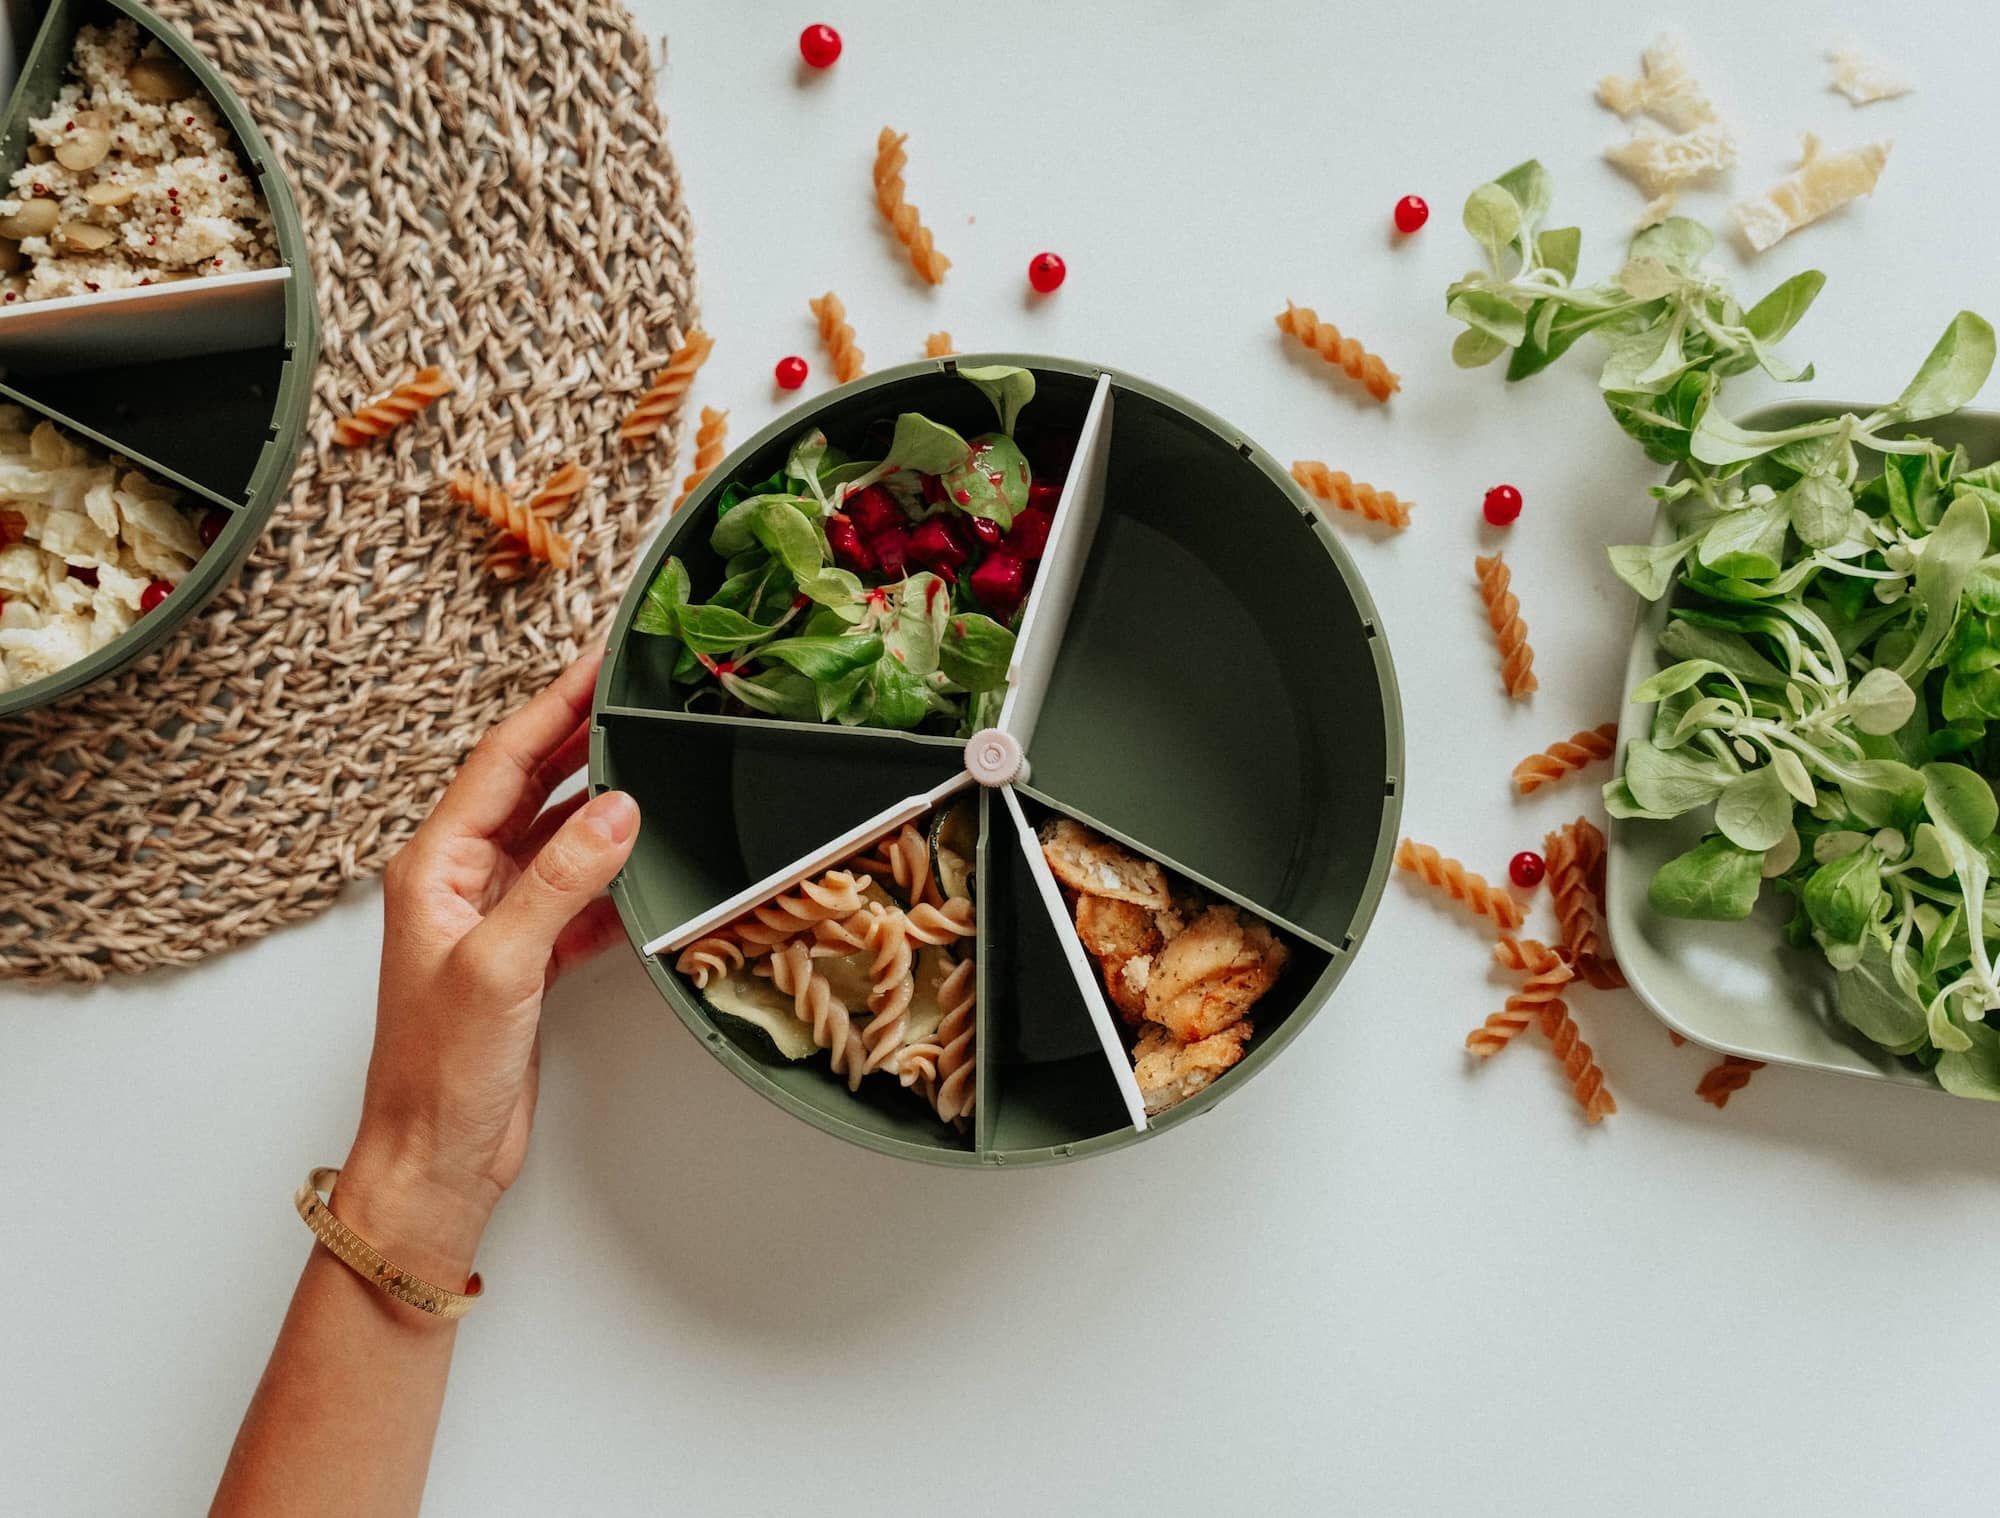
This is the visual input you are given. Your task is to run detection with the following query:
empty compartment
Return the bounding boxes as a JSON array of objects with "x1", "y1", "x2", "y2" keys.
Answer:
[
  {"x1": 1027, "y1": 379, "x2": 1396, "y2": 950},
  {"x1": 2, "y1": 346, "x2": 287, "y2": 503},
  {"x1": 981, "y1": 797, "x2": 1138, "y2": 1158},
  {"x1": 604, "y1": 358, "x2": 1101, "y2": 740},
  {"x1": 1014, "y1": 794, "x2": 1336, "y2": 1132}
]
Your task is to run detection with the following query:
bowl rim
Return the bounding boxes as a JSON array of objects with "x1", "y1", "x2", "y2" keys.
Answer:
[{"x1": 588, "y1": 352, "x2": 1407, "y2": 1166}]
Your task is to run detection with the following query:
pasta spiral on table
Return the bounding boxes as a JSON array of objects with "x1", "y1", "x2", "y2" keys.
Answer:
[
  {"x1": 861, "y1": 909, "x2": 916, "y2": 1075},
  {"x1": 929, "y1": 957, "x2": 977, "y2": 1124},
  {"x1": 1289, "y1": 461, "x2": 1412, "y2": 530},
  {"x1": 760, "y1": 942, "x2": 868, "y2": 1091},
  {"x1": 728, "y1": 870, "x2": 873, "y2": 950},
  {"x1": 331, "y1": 365, "x2": 454, "y2": 448},
  {"x1": 1274, "y1": 301, "x2": 1400, "y2": 402},
  {"x1": 619, "y1": 327, "x2": 713, "y2": 448},
  {"x1": 1546, "y1": 819, "x2": 1624, "y2": 989},
  {"x1": 488, "y1": 460, "x2": 590, "y2": 580},
  {"x1": 673, "y1": 407, "x2": 729, "y2": 512},
  {"x1": 1696, "y1": 1054, "x2": 1764, "y2": 1108},
  {"x1": 1474, "y1": 552, "x2": 1538, "y2": 699},
  {"x1": 873, "y1": 127, "x2": 952, "y2": 285},
  {"x1": 1394, "y1": 838, "x2": 1524, "y2": 931},
  {"x1": 809, "y1": 292, "x2": 866, "y2": 383},
  {"x1": 924, "y1": 331, "x2": 955, "y2": 358},
  {"x1": 1468, "y1": 938, "x2": 1573, "y2": 1056},
  {"x1": 447, "y1": 472, "x2": 577, "y2": 572},
  {"x1": 1512, "y1": 724, "x2": 1619, "y2": 794},
  {"x1": 674, "y1": 935, "x2": 744, "y2": 988},
  {"x1": 1537, "y1": 996, "x2": 1617, "y2": 1123},
  {"x1": 905, "y1": 897, "x2": 976, "y2": 944}
]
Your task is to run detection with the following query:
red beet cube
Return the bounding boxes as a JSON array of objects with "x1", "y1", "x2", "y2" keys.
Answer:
[
  {"x1": 969, "y1": 551, "x2": 1026, "y2": 616},
  {"x1": 825, "y1": 513, "x2": 876, "y2": 573},
  {"x1": 909, "y1": 516, "x2": 969, "y2": 573},
  {"x1": 871, "y1": 525, "x2": 911, "y2": 576},
  {"x1": 846, "y1": 485, "x2": 902, "y2": 539},
  {"x1": 1004, "y1": 506, "x2": 1052, "y2": 561}
]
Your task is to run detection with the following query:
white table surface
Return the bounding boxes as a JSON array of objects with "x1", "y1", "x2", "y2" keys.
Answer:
[{"x1": 7, "y1": 2, "x2": 2000, "y2": 1513}]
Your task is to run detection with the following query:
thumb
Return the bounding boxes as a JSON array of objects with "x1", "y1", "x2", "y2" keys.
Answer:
[{"x1": 472, "y1": 789, "x2": 639, "y2": 984}]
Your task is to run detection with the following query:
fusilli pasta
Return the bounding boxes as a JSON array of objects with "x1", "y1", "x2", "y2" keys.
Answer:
[
  {"x1": 849, "y1": 823, "x2": 937, "y2": 908},
  {"x1": 873, "y1": 127, "x2": 951, "y2": 285},
  {"x1": 620, "y1": 327, "x2": 714, "y2": 448},
  {"x1": 1513, "y1": 724, "x2": 1619, "y2": 794},
  {"x1": 1274, "y1": 301, "x2": 1400, "y2": 402},
  {"x1": 727, "y1": 870, "x2": 874, "y2": 950},
  {"x1": 809, "y1": 292, "x2": 866, "y2": 384},
  {"x1": 1696, "y1": 1054, "x2": 1763, "y2": 1108},
  {"x1": 929, "y1": 957, "x2": 977, "y2": 1124},
  {"x1": 331, "y1": 365, "x2": 453, "y2": 448},
  {"x1": 924, "y1": 331, "x2": 954, "y2": 358},
  {"x1": 905, "y1": 897, "x2": 976, "y2": 944},
  {"x1": 759, "y1": 942, "x2": 868, "y2": 1091},
  {"x1": 673, "y1": 407, "x2": 729, "y2": 512},
  {"x1": 446, "y1": 472, "x2": 577, "y2": 572},
  {"x1": 1469, "y1": 945, "x2": 1575, "y2": 1057},
  {"x1": 1289, "y1": 461, "x2": 1412, "y2": 530},
  {"x1": 674, "y1": 935, "x2": 744, "y2": 988},
  {"x1": 1474, "y1": 552, "x2": 1538, "y2": 699},
  {"x1": 1394, "y1": 838, "x2": 1524, "y2": 931},
  {"x1": 1547, "y1": 818, "x2": 1625, "y2": 989},
  {"x1": 488, "y1": 461, "x2": 590, "y2": 581},
  {"x1": 1538, "y1": 995, "x2": 1617, "y2": 1123},
  {"x1": 861, "y1": 908, "x2": 916, "y2": 1075}
]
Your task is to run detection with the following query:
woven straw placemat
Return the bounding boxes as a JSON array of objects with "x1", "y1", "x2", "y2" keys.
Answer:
[{"x1": 0, "y1": 0, "x2": 694, "y2": 984}]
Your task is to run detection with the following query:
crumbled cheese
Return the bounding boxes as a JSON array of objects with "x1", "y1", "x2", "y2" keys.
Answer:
[
  {"x1": 1827, "y1": 42, "x2": 1914, "y2": 105},
  {"x1": 1597, "y1": 34, "x2": 1722, "y2": 132},
  {"x1": 1733, "y1": 134, "x2": 1891, "y2": 252},
  {"x1": 1603, "y1": 121, "x2": 1739, "y2": 198}
]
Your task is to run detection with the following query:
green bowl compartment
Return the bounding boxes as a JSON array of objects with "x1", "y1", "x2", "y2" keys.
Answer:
[
  {"x1": 591, "y1": 356, "x2": 1405, "y2": 1166},
  {"x1": 0, "y1": 0, "x2": 317, "y2": 718}
]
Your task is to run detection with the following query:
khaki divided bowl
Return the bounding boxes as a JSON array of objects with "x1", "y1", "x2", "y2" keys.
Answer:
[
  {"x1": 1607, "y1": 401, "x2": 2000, "y2": 1094},
  {"x1": 591, "y1": 356, "x2": 1404, "y2": 1165},
  {"x1": 0, "y1": 0, "x2": 316, "y2": 718}
]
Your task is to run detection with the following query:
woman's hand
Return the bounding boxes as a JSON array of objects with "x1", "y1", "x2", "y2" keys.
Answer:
[{"x1": 334, "y1": 647, "x2": 639, "y2": 1283}]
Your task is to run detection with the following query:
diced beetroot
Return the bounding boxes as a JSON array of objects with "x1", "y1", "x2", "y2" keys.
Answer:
[
  {"x1": 921, "y1": 473, "x2": 947, "y2": 507},
  {"x1": 825, "y1": 512, "x2": 876, "y2": 573},
  {"x1": 871, "y1": 525, "x2": 911, "y2": 576},
  {"x1": 1027, "y1": 481, "x2": 1063, "y2": 512},
  {"x1": 846, "y1": 484, "x2": 902, "y2": 538},
  {"x1": 1004, "y1": 506, "x2": 1053, "y2": 561},
  {"x1": 967, "y1": 515, "x2": 1003, "y2": 546},
  {"x1": 969, "y1": 551, "x2": 1026, "y2": 617},
  {"x1": 908, "y1": 516, "x2": 969, "y2": 574}
]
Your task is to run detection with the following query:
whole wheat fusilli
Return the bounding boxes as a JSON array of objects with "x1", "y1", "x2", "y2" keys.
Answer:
[
  {"x1": 905, "y1": 897, "x2": 976, "y2": 944},
  {"x1": 1513, "y1": 724, "x2": 1619, "y2": 795},
  {"x1": 1538, "y1": 996, "x2": 1617, "y2": 1123},
  {"x1": 1696, "y1": 1054, "x2": 1764, "y2": 1108},
  {"x1": 620, "y1": 327, "x2": 713, "y2": 448},
  {"x1": 330, "y1": 365, "x2": 453, "y2": 447},
  {"x1": 1474, "y1": 552, "x2": 1538, "y2": 699},
  {"x1": 861, "y1": 908, "x2": 916, "y2": 1075},
  {"x1": 447, "y1": 471, "x2": 577, "y2": 572},
  {"x1": 1469, "y1": 938, "x2": 1573, "y2": 1056},
  {"x1": 873, "y1": 127, "x2": 951, "y2": 285},
  {"x1": 728, "y1": 870, "x2": 873, "y2": 950},
  {"x1": 1289, "y1": 461, "x2": 1412, "y2": 530},
  {"x1": 810, "y1": 291, "x2": 866, "y2": 384},
  {"x1": 488, "y1": 460, "x2": 590, "y2": 580},
  {"x1": 1274, "y1": 301, "x2": 1400, "y2": 401},
  {"x1": 673, "y1": 406, "x2": 728, "y2": 511},
  {"x1": 760, "y1": 941, "x2": 868, "y2": 1091},
  {"x1": 1394, "y1": 838, "x2": 1524, "y2": 931}
]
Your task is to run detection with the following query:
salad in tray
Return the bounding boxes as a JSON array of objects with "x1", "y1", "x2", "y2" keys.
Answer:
[
  {"x1": 1450, "y1": 160, "x2": 2000, "y2": 1097},
  {"x1": 633, "y1": 364, "x2": 1064, "y2": 736}
]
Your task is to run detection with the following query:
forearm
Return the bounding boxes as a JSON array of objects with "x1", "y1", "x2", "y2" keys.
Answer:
[{"x1": 212, "y1": 1155, "x2": 490, "y2": 1517}]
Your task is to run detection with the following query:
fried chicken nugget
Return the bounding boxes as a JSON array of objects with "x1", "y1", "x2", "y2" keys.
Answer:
[
  {"x1": 1076, "y1": 895, "x2": 1164, "y2": 1025},
  {"x1": 1039, "y1": 819, "x2": 1171, "y2": 908},
  {"x1": 1132, "y1": 1021, "x2": 1253, "y2": 1116},
  {"x1": 1145, "y1": 906, "x2": 1290, "y2": 1042}
]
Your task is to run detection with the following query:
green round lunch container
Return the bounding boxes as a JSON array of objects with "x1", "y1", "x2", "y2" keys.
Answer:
[
  {"x1": 0, "y1": 0, "x2": 317, "y2": 718},
  {"x1": 591, "y1": 356, "x2": 1404, "y2": 1166}
]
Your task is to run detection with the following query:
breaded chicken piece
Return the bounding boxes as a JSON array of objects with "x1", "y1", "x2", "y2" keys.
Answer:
[
  {"x1": 1145, "y1": 905, "x2": 1290, "y2": 1042},
  {"x1": 1039, "y1": 819, "x2": 1171, "y2": 908},
  {"x1": 1076, "y1": 894, "x2": 1162, "y2": 960},
  {"x1": 1132, "y1": 1021, "x2": 1252, "y2": 1115}
]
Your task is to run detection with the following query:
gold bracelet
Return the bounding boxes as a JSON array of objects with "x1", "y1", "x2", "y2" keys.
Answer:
[{"x1": 294, "y1": 1167, "x2": 484, "y2": 1320}]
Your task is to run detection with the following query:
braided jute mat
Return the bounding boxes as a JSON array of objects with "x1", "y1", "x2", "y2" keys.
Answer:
[{"x1": 0, "y1": 0, "x2": 695, "y2": 984}]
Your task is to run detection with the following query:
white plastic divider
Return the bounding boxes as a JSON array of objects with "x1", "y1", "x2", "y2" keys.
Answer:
[
  {"x1": 999, "y1": 785, "x2": 1149, "y2": 1132},
  {"x1": 996, "y1": 372, "x2": 1113, "y2": 752},
  {"x1": 0, "y1": 266, "x2": 289, "y2": 372},
  {"x1": 645, "y1": 770, "x2": 975, "y2": 957}
]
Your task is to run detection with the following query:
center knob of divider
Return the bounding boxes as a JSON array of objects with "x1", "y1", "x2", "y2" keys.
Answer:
[{"x1": 965, "y1": 727, "x2": 1026, "y2": 787}]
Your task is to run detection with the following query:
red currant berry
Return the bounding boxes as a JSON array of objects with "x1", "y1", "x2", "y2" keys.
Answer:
[
  {"x1": 798, "y1": 24, "x2": 841, "y2": 68},
  {"x1": 1393, "y1": 194, "x2": 1429, "y2": 234},
  {"x1": 774, "y1": 355, "x2": 808, "y2": 390},
  {"x1": 199, "y1": 510, "x2": 227, "y2": 548},
  {"x1": 1509, "y1": 850, "x2": 1546, "y2": 889},
  {"x1": 1027, "y1": 251, "x2": 1065, "y2": 294},
  {"x1": 1483, "y1": 483, "x2": 1523, "y2": 526},
  {"x1": 140, "y1": 580, "x2": 173, "y2": 613}
]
